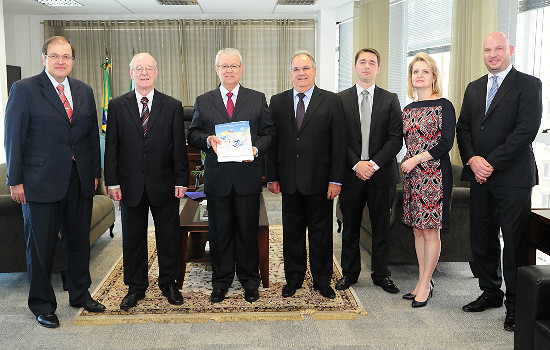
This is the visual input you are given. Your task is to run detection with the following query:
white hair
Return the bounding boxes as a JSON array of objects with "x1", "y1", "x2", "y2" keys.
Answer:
[{"x1": 215, "y1": 48, "x2": 243, "y2": 66}]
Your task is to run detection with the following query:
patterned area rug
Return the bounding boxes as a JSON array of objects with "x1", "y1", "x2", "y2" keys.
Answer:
[{"x1": 74, "y1": 225, "x2": 366, "y2": 325}]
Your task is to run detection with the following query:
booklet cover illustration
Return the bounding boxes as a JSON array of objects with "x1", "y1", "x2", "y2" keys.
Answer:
[{"x1": 215, "y1": 121, "x2": 253, "y2": 162}]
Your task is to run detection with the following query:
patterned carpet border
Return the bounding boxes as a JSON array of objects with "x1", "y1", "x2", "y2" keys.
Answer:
[{"x1": 74, "y1": 225, "x2": 366, "y2": 325}]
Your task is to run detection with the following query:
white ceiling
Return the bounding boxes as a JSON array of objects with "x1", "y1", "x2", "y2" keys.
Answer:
[{"x1": 3, "y1": 0, "x2": 352, "y2": 16}]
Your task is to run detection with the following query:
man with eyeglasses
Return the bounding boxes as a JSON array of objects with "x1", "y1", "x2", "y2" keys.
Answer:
[
  {"x1": 266, "y1": 50, "x2": 346, "y2": 299},
  {"x1": 4, "y1": 36, "x2": 105, "y2": 328},
  {"x1": 104, "y1": 53, "x2": 190, "y2": 311},
  {"x1": 188, "y1": 48, "x2": 275, "y2": 303}
]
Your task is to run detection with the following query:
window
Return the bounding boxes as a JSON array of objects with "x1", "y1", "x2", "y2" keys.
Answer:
[
  {"x1": 388, "y1": 0, "x2": 453, "y2": 106},
  {"x1": 336, "y1": 19, "x2": 354, "y2": 92}
]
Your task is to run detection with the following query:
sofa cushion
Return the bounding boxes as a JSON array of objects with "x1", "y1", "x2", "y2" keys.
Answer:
[{"x1": 534, "y1": 319, "x2": 550, "y2": 350}]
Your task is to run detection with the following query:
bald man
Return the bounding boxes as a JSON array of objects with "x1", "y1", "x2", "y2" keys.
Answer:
[{"x1": 456, "y1": 32, "x2": 542, "y2": 332}]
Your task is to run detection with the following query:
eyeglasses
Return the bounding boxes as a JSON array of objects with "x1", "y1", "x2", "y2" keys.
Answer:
[
  {"x1": 45, "y1": 54, "x2": 74, "y2": 62},
  {"x1": 292, "y1": 66, "x2": 312, "y2": 73},
  {"x1": 217, "y1": 64, "x2": 241, "y2": 71},
  {"x1": 132, "y1": 66, "x2": 157, "y2": 73}
]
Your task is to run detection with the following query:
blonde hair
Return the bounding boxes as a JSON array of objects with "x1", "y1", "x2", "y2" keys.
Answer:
[{"x1": 407, "y1": 52, "x2": 442, "y2": 100}]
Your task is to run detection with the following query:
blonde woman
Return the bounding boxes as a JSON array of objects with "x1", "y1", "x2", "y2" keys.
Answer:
[{"x1": 401, "y1": 53, "x2": 456, "y2": 308}]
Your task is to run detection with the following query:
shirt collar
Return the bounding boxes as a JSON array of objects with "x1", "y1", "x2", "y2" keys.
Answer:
[
  {"x1": 135, "y1": 89, "x2": 155, "y2": 103},
  {"x1": 356, "y1": 83, "x2": 375, "y2": 96},
  {"x1": 489, "y1": 64, "x2": 513, "y2": 82},
  {"x1": 293, "y1": 85, "x2": 315, "y2": 100},
  {"x1": 220, "y1": 84, "x2": 240, "y2": 97},
  {"x1": 45, "y1": 69, "x2": 69, "y2": 89}
]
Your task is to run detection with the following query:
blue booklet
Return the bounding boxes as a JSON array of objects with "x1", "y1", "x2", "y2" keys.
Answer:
[{"x1": 215, "y1": 121, "x2": 253, "y2": 162}]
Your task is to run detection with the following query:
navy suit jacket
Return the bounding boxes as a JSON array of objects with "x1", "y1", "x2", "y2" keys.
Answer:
[
  {"x1": 188, "y1": 85, "x2": 275, "y2": 196},
  {"x1": 104, "y1": 89, "x2": 190, "y2": 207},
  {"x1": 4, "y1": 70, "x2": 100, "y2": 202},
  {"x1": 265, "y1": 86, "x2": 346, "y2": 195},
  {"x1": 456, "y1": 67, "x2": 542, "y2": 187},
  {"x1": 338, "y1": 85, "x2": 402, "y2": 187}
]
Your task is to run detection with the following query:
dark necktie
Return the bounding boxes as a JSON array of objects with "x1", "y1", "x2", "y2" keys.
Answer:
[
  {"x1": 486, "y1": 75, "x2": 499, "y2": 113},
  {"x1": 56, "y1": 84, "x2": 73, "y2": 122},
  {"x1": 226, "y1": 92, "x2": 234, "y2": 119},
  {"x1": 141, "y1": 97, "x2": 150, "y2": 135},
  {"x1": 296, "y1": 93, "x2": 305, "y2": 129}
]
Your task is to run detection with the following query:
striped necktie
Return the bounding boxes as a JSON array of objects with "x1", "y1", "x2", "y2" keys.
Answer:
[
  {"x1": 141, "y1": 97, "x2": 150, "y2": 135},
  {"x1": 226, "y1": 92, "x2": 234, "y2": 119},
  {"x1": 486, "y1": 75, "x2": 499, "y2": 114},
  {"x1": 56, "y1": 84, "x2": 73, "y2": 122},
  {"x1": 296, "y1": 93, "x2": 305, "y2": 129}
]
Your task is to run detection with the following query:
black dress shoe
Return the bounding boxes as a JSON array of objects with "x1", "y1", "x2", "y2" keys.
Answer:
[
  {"x1": 244, "y1": 289, "x2": 260, "y2": 303},
  {"x1": 37, "y1": 312, "x2": 60, "y2": 328},
  {"x1": 504, "y1": 310, "x2": 515, "y2": 332},
  {"x1": 402, "y1": 292, "x2": 416, "y2": 300},
  {"x1": 462, "y1": 295, "x2": 503, "y2": 312},
  {"x1": 282, "y1": 283, "x2": 301, "y2": 297},
  {"x1": 412, "y1": 297, "x2": 428, "y2": 308},
  {"x1": 210, "y1": 288, "x2": 228, "y2": 303},
  {"x1": 80, "y1": 299, "x2": 106, "y2": 313},
  {"x1": 120, "y1": 291, "x2": 146, "y2": 311},
  {"x1": 373, "y1": 277, "x2": 400, "y2": 294},
  {"x1": 161, "y1": 283, "x2": 183, "y2": 305},
  {"x1": 335, "y1": 276, "x2": 358, "y2": 290},
  {"x1": 315, "y1": 285, "x2": 336, "y2": 299}
]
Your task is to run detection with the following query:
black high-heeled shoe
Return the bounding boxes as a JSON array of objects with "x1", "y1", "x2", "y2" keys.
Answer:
[
  {"x1": 402, "y1": 292, "x2": 415, "y2": 300},
  {"x1": 412, "y1": 297, "x2": 428, "y2": 308}
]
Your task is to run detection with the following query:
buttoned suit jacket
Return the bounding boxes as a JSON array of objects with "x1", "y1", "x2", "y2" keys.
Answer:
[
  {"x1": 265, "y1": 86, "x2": 346, "y2": 195},
  {"x1": 4, "y1": 70, "x2": 100, "y2": 201},
  {"x1": 104, "y1": 89, "x2": 189, "y2": 207},
  {"x1": 338, "y1": 85, "x2": 402, "y2": 187},
  {"x1": 187, "y1": 86, "x2": 275, "y2": 196},
  {"x1": 456, "y1": 67, "x2": 542, "y2": 187}
]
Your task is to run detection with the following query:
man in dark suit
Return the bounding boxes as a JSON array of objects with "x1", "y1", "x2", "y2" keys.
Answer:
[
  {"x1": 336, "y1": 48, "x2": 402, "y2": 294},
  {"x1": 104, "y1": 53, "x2": 189, "y2": 311},
  {"x1": 456, "y1": 32, "x2": 542, "y2": 332},
  {"x1": 266, "y1": 50, "x2": 346, "y2": 299},
  {"x1": 188, "y1": 48, "x2": 275, "y2": 303},
  {"x1": 4, "y1": 36, "x2": 105, "y2": 328}
]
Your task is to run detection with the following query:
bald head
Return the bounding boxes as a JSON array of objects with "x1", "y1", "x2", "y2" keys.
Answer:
[{"x1": 483, "y1": 31, "x2": 514, "y2": 74}]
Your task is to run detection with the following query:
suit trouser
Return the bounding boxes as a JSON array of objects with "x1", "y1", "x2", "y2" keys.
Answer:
[
  {"x1": 469, "y1": 183, "x2": 532, "y2": 311},
  {"x1": 22, "y1": 164, "x2": 93, "y2": 316},
  {"x1": 121, "y1": 188, "x2": 181, "y2": 294},
  {"x1": 282, "y1": 191, "x2": 333, "y2": 288},
  {"x1": 340, "y1": 176, "x2": 395, "y2": 280},
  {"x1": 207, "y1": 190, "x2": 261, "y2": 290}
]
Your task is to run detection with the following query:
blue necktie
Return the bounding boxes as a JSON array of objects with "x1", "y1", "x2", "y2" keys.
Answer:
[{"x1": 486, "y1": 75, "x2": 498, "y2": 114}]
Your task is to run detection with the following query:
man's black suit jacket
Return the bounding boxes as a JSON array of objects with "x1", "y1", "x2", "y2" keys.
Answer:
[
  {"x1": 187, "y1": 86, "x2": 275, "y2": 196},
  {"x1": 5, "y1": 70, "x2": 100, "y2": 202},
  {"x1": 104, "y1": 89, "x2": 189, "y2": 207},
  {"x1": 456, "y1": 67, "x2": 542, "y2": 187},
  {"x1": 338, "y1": 85, "x2": 402, "y2": 187},
  {"x1": 266, "y1": 86, "x2": 346, "y2": 195}
]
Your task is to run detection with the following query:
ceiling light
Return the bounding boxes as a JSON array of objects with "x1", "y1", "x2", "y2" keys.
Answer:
[
  {"x1": 155, "y1": 0, "x2": 198, "y2": 4},
  {"x1": 36, "y1": 0, "x2": 83, "y2": 6},
  {"x1": 277, "y1": 0, "x2": 318, "y2": 4}
]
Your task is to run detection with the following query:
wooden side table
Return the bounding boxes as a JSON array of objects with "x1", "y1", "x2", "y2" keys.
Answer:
[{"x1": 178, "y1": 194, "x2": 270, "y2": 289}]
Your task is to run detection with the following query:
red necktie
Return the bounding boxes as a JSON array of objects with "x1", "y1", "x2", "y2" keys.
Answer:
[
  {"x1": 226, "y1": 92, "x2": 234, "y2": 119},
  {"x1": 56, "y1": 84, "x2": 73, "y2": 122}
]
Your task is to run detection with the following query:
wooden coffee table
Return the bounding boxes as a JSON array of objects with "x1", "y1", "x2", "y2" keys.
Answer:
[{"x1": 177, "y1": 194, "x2": 269, "y2": 289}]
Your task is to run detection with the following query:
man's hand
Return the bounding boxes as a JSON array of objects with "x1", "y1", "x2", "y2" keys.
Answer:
[
  {"x1": 327, "y1": 183, "x2": 341, "y2": 200},
  {"x1": 355, "y1": 161, "x2": 375, "y2": 181},
  {"x1": 401, "y1": 157, "x2": 418, "y2": 174},
  {"x1": 108, "y1": 188, "x2": 122, "y2": 201},
  {"x1": 175, "y1": 187, "x2": 187, "y2": 198},
  {"x1": 244, "y1": 147, "x2": 258, "y2": 163},
  {"x1": 95, "y1": 178, "x2": 99, "y2": 190},
  {"x1": 207, "y1": 135, "x2": 222, "y2": 155},
  {"x1": 10, "y1": 184, "x2": 26, "y2": 204},
  {"x1": 469, "y1": 156, "x2": 494, "y2": 184},
  {"x1": 267, "y1": 182, "x2": 280, "y2": 194}
]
